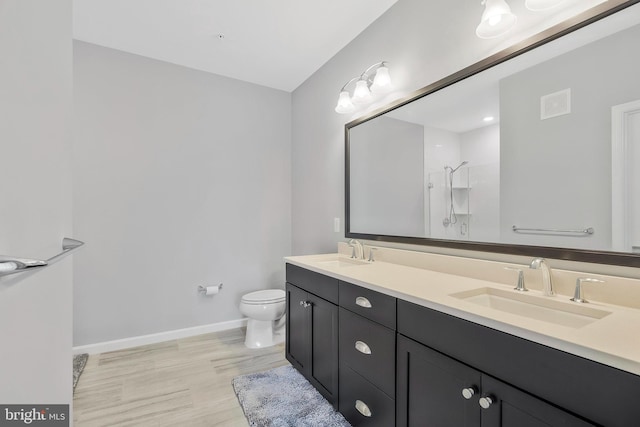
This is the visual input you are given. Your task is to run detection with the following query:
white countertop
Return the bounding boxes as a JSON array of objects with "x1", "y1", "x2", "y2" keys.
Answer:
[{"x1": 285, "y1": 253, "x2": 640, "y2": 377}]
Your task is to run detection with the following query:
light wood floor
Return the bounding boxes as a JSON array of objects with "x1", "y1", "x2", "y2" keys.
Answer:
[{"x1": 73, "y1": 328, "x2": 288, "y2": 426}]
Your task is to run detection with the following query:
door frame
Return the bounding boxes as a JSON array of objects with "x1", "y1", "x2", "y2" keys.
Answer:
[{"x1": 611, "y1": 99, "x2": 640, "y2": 251}]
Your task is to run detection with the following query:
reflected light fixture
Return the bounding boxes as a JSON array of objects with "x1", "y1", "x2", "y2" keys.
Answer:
[
  {"x1": 335, "y1": 62, "x2": 391, "y2": 114},
  {"x1": 525, "y1": 0, "x2": 566, "y2": 11},
  {"x1": 476, "y1": 0, "x2": 517, "y2": 39}
]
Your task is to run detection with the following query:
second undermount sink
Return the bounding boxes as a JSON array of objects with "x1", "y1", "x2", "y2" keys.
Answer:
[
  {"x1": 450, "y1": 287, "x2": 611, "y2": 328},
  {"x1": 315, "y1": 257, "x2": 370, "y2": 268}
]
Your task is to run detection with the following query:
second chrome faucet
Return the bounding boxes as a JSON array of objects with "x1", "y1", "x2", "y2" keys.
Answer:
[{"x1": 530, "y1": 258, "x2": 554, "y2": 296}]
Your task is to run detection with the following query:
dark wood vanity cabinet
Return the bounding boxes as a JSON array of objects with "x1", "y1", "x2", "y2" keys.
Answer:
[
  {"x1": 285, "y1": 265, "x2": 339, "y2": 407},
  {"x1": 286, "y1": 268, "x2": 399, "y2": 426},
  {"x1": 286, "y1": 264, "x2": 640, "y2": 426},
  {"x1": 397, "y1": 335, "x2": 594, "y2": 427},
  {"x1": 398, "y1": 299, "x2": 640, "y2": 427}
]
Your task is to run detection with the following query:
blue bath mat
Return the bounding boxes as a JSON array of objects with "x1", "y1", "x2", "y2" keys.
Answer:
[
  {"x1": 73, "y1": 353, "x2": 88, "y2": 392},
  {"x1": 232, "y1": 365, "x2": 350, "y2": 427}
]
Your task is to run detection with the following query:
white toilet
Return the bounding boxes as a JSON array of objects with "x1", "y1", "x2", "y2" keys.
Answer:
[{"x1": 239, "y1": 289, "x2": 286, "y2": 349}]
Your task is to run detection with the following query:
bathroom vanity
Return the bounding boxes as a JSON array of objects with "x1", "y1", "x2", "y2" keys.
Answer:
[
  {"x1": 286, "y1": 2, "x2": 640, "y2": 425},
  {"x1": 284, "y1": 251, "x2": 640, "y2": 427}
]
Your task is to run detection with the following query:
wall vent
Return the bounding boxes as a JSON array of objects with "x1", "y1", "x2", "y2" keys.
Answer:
[{"x1": 540, "y1": 88, "x2": 571, "y2": 120}]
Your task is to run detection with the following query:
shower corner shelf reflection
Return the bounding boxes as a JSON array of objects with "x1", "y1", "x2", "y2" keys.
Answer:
[{"x1": 0, "y1": 237, "x2": 85, "y2": 278}]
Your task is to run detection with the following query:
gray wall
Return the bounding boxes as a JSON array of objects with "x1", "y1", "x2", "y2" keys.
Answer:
[
  {"x1": 73, "y1": 42, "x2": 291, "y2": 346},
  {"x1": 290, "y1": 0, "x2": 574, "y2": 255},
  {"x1": 349, "y1": 116, "x2": 424, "y2": 236},
  {"x1": 500, "y1": 24, "x2": 640, "y2": 250},
  {"x1": 0, "y1": 0, "x2": 74, "y2": 404}
]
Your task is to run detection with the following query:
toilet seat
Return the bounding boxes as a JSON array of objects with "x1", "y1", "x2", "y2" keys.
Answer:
[{"x1": 241, "y1": 289, "x2": 285, "y2": 305}]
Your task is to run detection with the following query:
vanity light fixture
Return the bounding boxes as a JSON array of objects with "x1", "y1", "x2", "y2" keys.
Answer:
[
  {"x1": 525, "y1": 0, "x2": 566, "y2": 11},
  {"x1": 476, "y1": 0, "x2": 518, "y2": 39},
  {"x1": 352, "y1": 79, "x2": 373, "y2": 105},
  {"x1": 335, "y1": 62, "x2": 391, "y2": 114}
]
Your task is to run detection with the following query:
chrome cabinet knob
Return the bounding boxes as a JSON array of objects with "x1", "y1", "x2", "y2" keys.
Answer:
[
  {"x1": 479, "y1": 396, "x2": 494, "y2": 409},
  {"x1": 355, "y1": 399, "x2": 372, "y2": 417},
  {"x1": 299, "y1": 301, "x2": 312, "y2": 308},
  {"x1": 355, "y1": 340, "x2": 372, "y2": 355},
  {"x1": 461, "y1": 386, "x2": 477, "y2": 400}
]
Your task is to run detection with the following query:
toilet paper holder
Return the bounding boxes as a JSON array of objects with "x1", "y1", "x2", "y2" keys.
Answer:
[
  {"x1": 0, "y1": 237, "x2": 85, "y2": 278},
  {"x1": 198, "y1": 283, "x2": 224, "y2": 294}
]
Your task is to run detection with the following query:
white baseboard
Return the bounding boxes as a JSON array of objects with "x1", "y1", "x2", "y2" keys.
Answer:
[{"x1": 73, "y1": 318, "x2": 248, "y2": 355}]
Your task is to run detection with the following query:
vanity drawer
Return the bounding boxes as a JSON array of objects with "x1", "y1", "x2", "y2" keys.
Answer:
[
  {"x1": 339, "y1": 281, "x2": 396, "y2": 329},
  {"x1": 339, "y1": 364, "x2": 395, "y2": 427},
  {"x1": 286, "y1": 263, "x2": 339, "y2": 304},
  {"x1": 339, "y1": 308, "x2": 395, "y2": 397}
]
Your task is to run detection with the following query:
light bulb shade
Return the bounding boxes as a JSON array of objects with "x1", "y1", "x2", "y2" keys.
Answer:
[
  {"x1": 370, "y1": 65, "x2": 391, "y2": 94},
  {"x1": 335, "y1": 90, "x2": 355, "y2": 114},
  {"x1": 476, "y1": 0, "x2": 517, "y2": 39},
  {"x1": 525, "y1": 0, "x2": 565, "y2": 11},
  {"x1": 352, "y1": 79, "x2": 372, "y2": 105}
]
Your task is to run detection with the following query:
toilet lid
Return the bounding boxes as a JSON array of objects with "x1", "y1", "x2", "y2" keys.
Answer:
[{"x1": 242, "y1": 289, "x2": 286, "y2": 304}]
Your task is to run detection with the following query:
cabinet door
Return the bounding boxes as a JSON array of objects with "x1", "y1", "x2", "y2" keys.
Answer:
[
  {"x1": 308, "y1": 292, "x2": 339, "y2": 406},
  {"x1": 285, "y1": 283, "x2": 310, "y2": 372},
  {"x1": 397, "y1": 335, "x2": 481, "y2": 427},
  {"x1": 480, "y1": 375, "x2": 595, "y2": 427}
]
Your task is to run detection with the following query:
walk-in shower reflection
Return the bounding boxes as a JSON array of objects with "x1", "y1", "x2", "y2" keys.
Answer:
[{"x1": 443, "y1": 160, "x2": 469, "y2": 227}]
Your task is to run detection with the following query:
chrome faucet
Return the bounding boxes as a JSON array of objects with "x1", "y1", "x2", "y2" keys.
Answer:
[
  {"x1": 530, "y1": 258, "x2": 554, "y2": 296},
  {"x1": 348, "y1": 239, "x2": 364, "y2": 260}
]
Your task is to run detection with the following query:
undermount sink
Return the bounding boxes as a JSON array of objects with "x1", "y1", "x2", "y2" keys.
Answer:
[
  {"x1": 315, "y1": 257, "x2": 370, "y2": 268},
  {"x1": 450, "y1": 287, "x2": 611, "y2": 329}
]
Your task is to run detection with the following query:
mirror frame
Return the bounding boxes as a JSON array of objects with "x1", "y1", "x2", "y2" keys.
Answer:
[{"x1": 345, "y1": 0, "x2": 640, "y2": 268}]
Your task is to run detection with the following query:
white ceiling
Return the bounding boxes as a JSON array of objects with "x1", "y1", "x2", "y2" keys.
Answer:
[{"x1": 73, "y1": 0, "x2": 398, "y2": 92}]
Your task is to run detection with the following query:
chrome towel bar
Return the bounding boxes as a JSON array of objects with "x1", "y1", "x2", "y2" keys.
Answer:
[
  {"x1": 0, "y1": 237, "x2": 84, "y2": 278},
  {"x1": 512, "y1": 226, "x2": 594, "y2": 236}
]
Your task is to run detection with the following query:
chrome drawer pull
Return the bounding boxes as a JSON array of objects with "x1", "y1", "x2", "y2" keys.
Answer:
[
  {"x1": 355, "y1": 340, "x2": 372, "y2": 355},
  {"x1": 355, "y1": 399, "x2": 372, "y2": 417},
  {"x1": 355, "y1": 296, "x2": 372, "y2": 308}
]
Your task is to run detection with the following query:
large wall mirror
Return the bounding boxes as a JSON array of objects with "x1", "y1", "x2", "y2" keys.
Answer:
[{"x1": 346, "y1": 0, "x2": 640, "y2": 267}]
